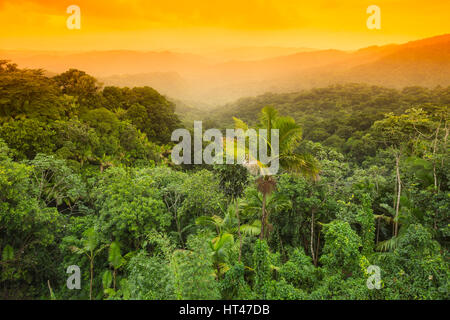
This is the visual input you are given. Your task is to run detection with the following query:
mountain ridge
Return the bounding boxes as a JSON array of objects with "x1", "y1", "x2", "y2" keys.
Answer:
[{"x1": 2, "y1": 34, "x2": 449, "y2": 105}]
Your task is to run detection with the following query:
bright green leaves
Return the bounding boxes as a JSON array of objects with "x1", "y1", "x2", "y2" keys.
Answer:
[
  {"x1": 108, "y1": 241, "x2": 125, "y2": 270},
  {"x1": 240, "y1": 220, "x2": 261, "y2": 237},
  {"x1": 2, "y1": 245, "x2": 13, "y2": 261},
  {"x1": 253, "y1": 240, "x2": 271, "y2": 300},
  {"x1": 94, "y1": 167, "x2": 170, "y2": 251},
  {"x1": 102, "y1": 270, "x2": 113, "y2": 290},
  {"x1": 320, "y1": 220, "x2": 363, "y2": 275},
  {"x1": 171, "y1": 233, "x2": 221, "y2": 300},
  {"x1": 83, "y1": 228, "x2": 100, "y2": 253}
]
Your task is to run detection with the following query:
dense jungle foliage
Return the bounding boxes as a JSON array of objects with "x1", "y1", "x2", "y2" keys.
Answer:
[{"x1": 0, "y1": 60, "x2": 448, "y2": 300}]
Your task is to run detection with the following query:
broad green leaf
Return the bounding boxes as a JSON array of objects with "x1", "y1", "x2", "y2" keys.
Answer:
[
  {"x1": 2, "y1": 245, "x2": 14, "y2": 261},
  {"x1": 102, "y1": 270, "x2": 113, "y2": 289},
  {"x1": 109, "y1": 241, "x2": 123, "y2": 269}
]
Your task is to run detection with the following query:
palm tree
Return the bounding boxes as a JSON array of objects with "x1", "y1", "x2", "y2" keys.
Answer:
[
  {"x1": 233, "y1": 106, "x2": 320, "y2": 239},
  {"x1": 376, "y1": 193, "x2": 424, "y2": 252},
  {"x1": 69, "y1": 228, "x2": 108, "y2": 300},
  {"x1": 99, "y1": 154, "x2": 115, "y2": 173},
  {"x1": 196, "y1": 203, "x2": 261, "y2": 268},
  {"x1": 240, "y1": 187, "x2": 292, "y2": 239}
]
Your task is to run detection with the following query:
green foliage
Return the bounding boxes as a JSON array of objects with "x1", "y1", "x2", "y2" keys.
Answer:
[
  {"x1": 171, "y1": 232, "x2": 221, "y2": 300},
  {"x1": 178, "y1": 170, "x2": 227, "y2": 229},
  {"x1": 0, "y1": 64, "x2": 68, "y2": 121},
  {"x1": 219, "y1": 263, "x2": 253, "y2": 299},
  {"x1": 0, "y1": 150, "x2": 61, "y2": 298},
  {"x1": 253, "y1": 240, "x2": 272, "y2": 299},
  {"x1": 267, "y1": 279, "x2": 307, "y2": 300},
  {"x1": 0, "y1": 119, "x2": 56, "y2": 160},
  {"x1": 108, "y1": 241, "x2": 124, "y2": 269},
  {"x1": 127, "y1": 251, "x2": 175, "y2": 300},
  {"x1": 214, "y1": 163, "x2": 249, "y2": 201},
  {"x1": 0, "y1": 63, "x2": 448, "y2": 300},
  {"x1": 375, "y1": 224, "x2": 449, "y2": 299},
  {"x1": 279, "y1": 248, "x2": 316, "y2": 291},
  {"x1": 27, "y1": 154, "x2": 87, "y2": 210},
  {"x1": 94, "y1": 167, "x2": 171, "y2": 250},
  {"x1": 105, "y1": 86, "x2": 180, "y2": 144},
  {"x1": 2, "y1": 245, "x2": 14, "y2": 261},
  {"x1": 53, "y1": 69, "x2": 102, "y2": 111},
  {"x1": 320, "y1": 221, "x2": 363, "y2": 276},
  {"x1": 102, "y1": 270, "x2": 113, "y2": 290}
]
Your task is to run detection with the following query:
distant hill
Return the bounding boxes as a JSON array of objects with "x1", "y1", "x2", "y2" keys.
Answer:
[
  {"x1": 2, "y1": 34, "x2": 449, "y2": 105},
  {"x1": 199, "y1": 46, "x2": 316, "y2": 62},
  {"x1": 100, "y1": 72, "x2": 190, "y2": 99},
  {"x1": 205, "y1": 84, "x2": 450, "y2": 139},
  {"x1": 203, "y1": 34, "x2": 450, "y2": 103},
  {"x1": 340, "y1": 40, "x2": 450, "y2": 87}
]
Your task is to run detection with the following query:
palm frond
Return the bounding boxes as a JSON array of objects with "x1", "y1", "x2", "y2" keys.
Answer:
[
  {"x1": 212, "y1": 233, "x2": 234, "y2": 251},
  {"x1": 379, "y1": 203, "x2": 395, "y2": 216},
  {"x1": 240, "y1": 220, "x2": 261, "y2": 236},
  {"x1": 259, "y1": 106, "x2": 278, "y2": 129},
  {"x1": 273, "y1": 116, "x2": 303, "y2": 153},
  {"x1": 233, "y1": 117, "x2": 249, "y2": 131},
  {"x1": 279, "y1": 153, "x2": 320, "y2": 181},
  {"x1": 195, "y1": 215, "x2": 223, "y2": 228},
  {"x1": 376, "y1": 236, "x2": 401, "y2": 252},
  {"x1": 374, "y1": 214, "x2": 395, "y2": 224}
]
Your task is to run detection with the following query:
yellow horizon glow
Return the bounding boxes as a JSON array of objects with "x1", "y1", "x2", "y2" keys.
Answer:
[{"x1": 1, "y1": 0, "x2": 449, "y2": 51}]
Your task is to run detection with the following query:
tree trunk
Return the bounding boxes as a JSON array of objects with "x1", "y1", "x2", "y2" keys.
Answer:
[
  {"x1": 89, "y1": 258, "x2": 93, "y2": 300},
  {"x1": 376, "y1": 218, "x2": 380, "y2": 244},
  {"x1": 315, "y1": 229, "x2": 320, "y2": 267},
  {"x1": 442, "y1": 124, "x2": 449, "y2": 192},
  {"x1": 176, "y1": 214, "x2": 184, "y2": 248},
  {"x1": 393, "y1": 176, "x2": 397, "y2": 236},
  {"x1": 310, "y1": 209, "x2": 316, "y2": 265},
  {"x1": 113, "y1": 269, "x2": 116, "y2": 290},
  {"x1": 235, "y1": 199, "x2": 242, "y2": 263},
  {"x1": 432, "y1": 122, "x2": 441, "y2": 190},
  {"x1": 394, "y1": 153, "x2": 401, "y2": 237},
  {"x1": 260, "y1": 193, "x2": 267, "y2": 240}
]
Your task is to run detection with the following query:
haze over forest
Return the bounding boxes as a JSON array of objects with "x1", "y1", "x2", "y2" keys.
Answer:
[{"x1": 2, "y1": 34, "x2": 450, "y2": 105}]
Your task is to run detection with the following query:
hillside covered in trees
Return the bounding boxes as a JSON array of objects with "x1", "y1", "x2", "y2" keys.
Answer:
[
  {"x1": 0, "y1": 60, "x2": 448, "y2": 300},
  {"x1": 208, "y1": 84, "x2": 450, "y2": 163},
  {"x1": 4, "y1": 34, "x2": 449, "y2": 105}
]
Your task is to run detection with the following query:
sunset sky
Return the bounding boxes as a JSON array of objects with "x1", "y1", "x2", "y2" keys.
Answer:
[{"x1": 1, "y1": 0, "x2": 449, "y2": 52}]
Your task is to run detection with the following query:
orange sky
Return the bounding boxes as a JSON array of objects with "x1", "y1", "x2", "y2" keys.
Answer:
[{"x1": 1, "y1": 0, "x2": 449, "y2": 51}]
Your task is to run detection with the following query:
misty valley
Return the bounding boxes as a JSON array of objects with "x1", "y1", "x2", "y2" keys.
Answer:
[{"x1": 0, "y1": 23, "x2": 449, "y2": 302}]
